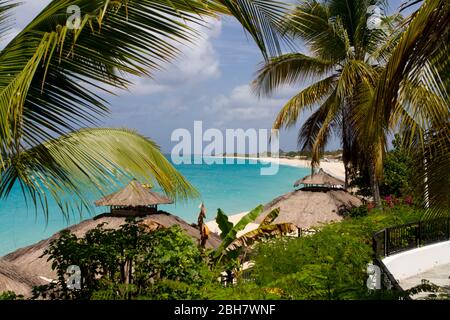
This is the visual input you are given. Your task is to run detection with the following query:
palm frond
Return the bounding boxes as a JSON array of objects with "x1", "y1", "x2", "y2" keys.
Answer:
[
  {"x1": 253, "y1": 53, "x2": 334, "y2": 97},
  {"x1": 0, "y1": 0, "x2": 291, "y2": 217},
  {"x1": 1, "y1": 128, "x2": 199, "y2": 219},
  {"x1": 272, "y1": 75, "x2": 337, "y2": 129},
  {"x1": 370, "y1": 0, "x2": 449, "y2": 128},
  {"x1": 297, "y1": 89, "x2": 339, "y2": 166},
  {"x1": 282, "y1": 0, "x2": 348, "y2": 62},
  {"x1": 368, "y1": 0, "x2": 449, "y2": 210},
  {"x1": 0, "y1": 0, "x2": 290, "y2": 162},
  {"x1": 218, "y1": 0, "x2": 290, "y2": 59},
  {"x1": 0, "y1": 0, "x2": 16, "y2": 40}
]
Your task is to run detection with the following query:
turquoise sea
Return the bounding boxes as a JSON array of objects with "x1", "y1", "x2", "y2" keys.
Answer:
[{"x1": 0, "y1": 157, "x2": 309, "y2": 256}]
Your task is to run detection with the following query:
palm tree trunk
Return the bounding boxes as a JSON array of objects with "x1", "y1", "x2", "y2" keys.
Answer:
[
  {"x1": 344, "y1": 160, "x2": 350, "y2": 190},
  {"x1": 368, "y1": 160, "x2": 382, "y2": 207}
]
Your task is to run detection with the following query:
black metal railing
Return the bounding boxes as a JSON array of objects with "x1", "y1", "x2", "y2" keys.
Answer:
[
  {"x1": 372, "y1": 217, "x2": 450, "y2": 299},
  {"x1": 373, "y1": 217, "x2": 450, "y2": 257}
]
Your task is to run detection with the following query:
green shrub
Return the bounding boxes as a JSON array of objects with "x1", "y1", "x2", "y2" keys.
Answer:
[
  {"x1": 35, "y1": 219, "x2": 209, "y2": 300},
  {"x1": 351, "y1": 135, "x2": 417, "y2": 198},
  {"x1": 203, "y1": 282, "x2": 284, "y2": 300},
  {"x1": 0, "y1": 291, "x2": 21, "y2": 300},
  {"x1": 252, "y1": 231, "x2": 372, "y2": 299},
  {"x1": 344, "y1": 205, "x2": 369, "y2": 218},
  {"x1": 244, "y1": 206, "x2": 425, "y2": 300}
]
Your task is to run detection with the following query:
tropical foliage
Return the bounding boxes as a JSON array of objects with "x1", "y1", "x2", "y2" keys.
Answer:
[
  {"x1": 213, "y1": 205, "x2": 295, "y2": 260},
  {"x1": 365, "y1": 0, "x2": 449, "y2": 214},
  {"x1": 217, "y1": 205, "x2": 425, "y2": 300},
  {"x1": 351, "y1": 135, "x2": 416, "y2": 199},
  {"x1": 2, "y1": 203, "x2": 446, "y2": 300},
  {"x1": 0, "y1": 290, "x2": 21, "y2": 300},
  {"x1": 34, "y1": 219, "x2": 210, "y2": 300}
]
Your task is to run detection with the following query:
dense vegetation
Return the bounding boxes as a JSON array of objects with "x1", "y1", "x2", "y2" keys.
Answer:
[
  {"x1": 351, "y1": 136, "x2": 417, "y2": 199},
  {"x1": 206, "y1": 206, "x2": 425, "y2": 300},
  {"x1": 253, "y1": 0, "x2": 449, "y2": 209},
  {"x1": 33, "y1": 220, "x2": 210, "y2": 300},
  {"x1": 2, "y1": 202, "x2": 448, "y2": 300}
]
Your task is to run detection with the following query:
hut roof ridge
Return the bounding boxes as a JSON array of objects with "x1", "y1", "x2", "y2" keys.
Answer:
[{"x1": 95, "y1": 179, "x2": 173, "y2": 207}]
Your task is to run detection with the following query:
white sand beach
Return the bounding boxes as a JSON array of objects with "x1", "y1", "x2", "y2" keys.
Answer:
[
  {"x1": 225, "y1": 156, "x2": 346, "y2": 180},
  {"x1": 206, "y1": 156, "x2": 346, "y2": 230}
]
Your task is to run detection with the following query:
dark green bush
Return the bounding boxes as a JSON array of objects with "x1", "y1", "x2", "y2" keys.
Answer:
[
  {"x1": 245, "y1": 206, "x2": 425, "y2": 300},
  {"x1": 351, "y1": 135, "x2": 417, "y2": 198},
  {"x1": 344, "y1": 205, "x2": 369, "y2": 218},
  {"x1": 0, "y1": 291, "x2": 21, "y2": 300},
  {"x1": 35, "y1": 219, "x2": 209, "y2": 300}
]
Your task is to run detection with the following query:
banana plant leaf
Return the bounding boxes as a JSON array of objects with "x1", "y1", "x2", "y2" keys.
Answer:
[
  {"x1": 226, "y1": 222, "x2": 297, "y2": 251},
  {"x1": 213, "y1": 205, "x2": 264, "y2": 258},
  {"x1": 260, "y1": 207, "x2": 280, "y2": 226},
  {"x1": 216, "y1": 208, "x2": 234, "y2": 240}
]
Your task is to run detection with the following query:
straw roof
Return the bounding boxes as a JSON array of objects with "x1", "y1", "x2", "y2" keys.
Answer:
[
  {"x1": 293, "y1": 168, "x2": 345, "y2": 188},
  {"x1": 1, "y1": 211, "x2": 222, "y2": 297},
  {"x1": 95, "y1": 179, "x2": 173, "y2": 207},
  {"x1": 255, "y1": 189, "x2": 362, "y2": 229},
  {"x1": 0, "y1": 259, "x2": 46, "y2": 297}
]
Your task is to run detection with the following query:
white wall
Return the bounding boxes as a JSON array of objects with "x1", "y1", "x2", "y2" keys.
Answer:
[{"x1": 383, "y1": 240, "x2": 450, "y2": 280}]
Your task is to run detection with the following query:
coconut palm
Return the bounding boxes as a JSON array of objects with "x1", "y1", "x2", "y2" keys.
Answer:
[
  {"x1": 363, "y1": 0, "x2": 449, "y2": 213},
  {"x1": 252, "y1": 0, "x2": 398, "y2": 204},
  {"x1": 0, "y1": 0, "x2": 289, "y2": 216}
]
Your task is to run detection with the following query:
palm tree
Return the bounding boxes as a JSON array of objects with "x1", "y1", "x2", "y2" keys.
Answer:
[
  {"x1": 0, "y1": 0, "x2": 289, "y2": 216},
  {"x1": 363, "y1": 0, "x2": 449, "y2": 213},
  {"x1": 252, "y1": 0, "x2": 397, "y2": 205}
]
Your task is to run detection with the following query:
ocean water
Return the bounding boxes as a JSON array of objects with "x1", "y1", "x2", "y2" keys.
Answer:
[{"x1": 0, "y1": 157, "x2": 309, "y2": 256}]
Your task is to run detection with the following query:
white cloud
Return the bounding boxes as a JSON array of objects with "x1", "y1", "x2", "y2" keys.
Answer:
[
  {"x1": 172, "y1": 18, "x2": 221, "y2": 80},
  {"x1": 126, "y1": 17, "x2": 222, "y2": 96},
  {"x1": 204, "y1": 84, "x2": 294, "y2": 127},
  {"x1": 127, "y1": 81, "x2": 169, "y2": 96}
]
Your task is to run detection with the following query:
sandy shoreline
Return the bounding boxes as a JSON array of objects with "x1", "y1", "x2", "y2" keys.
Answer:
[
  {"x1": 206, "y1": 155, "x2": 345, "y2": 230},
  {"x1": 217, "y1": 156, "x2": 345, "y2": 180}
]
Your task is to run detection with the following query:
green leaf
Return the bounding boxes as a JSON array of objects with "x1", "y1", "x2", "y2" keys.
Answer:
[
  {"x1": 215, "y1": 209, "x2": 233, "y2": 240},
  {"x1": 214, "y1": 204, "x2": 264, "y2": 258},
  {"x1": 0, "y1": 128, "x2": 198, "y2": 219},
  {"x1": 227, "y1": 222, "x2": 297, "y2": 251}
]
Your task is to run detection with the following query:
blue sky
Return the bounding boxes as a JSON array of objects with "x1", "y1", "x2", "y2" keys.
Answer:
[{"x1": 6, "y1": 0, "x2": 415, "y2": 153}]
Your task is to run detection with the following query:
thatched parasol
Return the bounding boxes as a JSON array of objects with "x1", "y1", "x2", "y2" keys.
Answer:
[
  {"x1": 95, "y1": 179, "x2": 173, "y2": 216},
  {"x1": 293, "y1": 168, "x2": 345, "y2": 188},
  {"x1": 254, "y1": 189, "x2": 362, "y2": 229},
  {"x1": 256, "y1": 170, "x2": 360, "y2": 228}
]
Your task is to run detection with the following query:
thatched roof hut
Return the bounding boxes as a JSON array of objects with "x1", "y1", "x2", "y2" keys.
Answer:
[
  {"x1": 256, "y1": 169, "x2": 361, "y2": 229},
  {"x1": 0, "y1": 211, "x2": 222, "y2": 297},
  {"x1": 254, "y1": 189, "x2": 362, "y2": 229},
  {"x1": 293, "y1": 168, "x2": 345, "y2": 188},
  {"x1": 95, "y1": 179, "x2": 173, "y2": 216}
]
